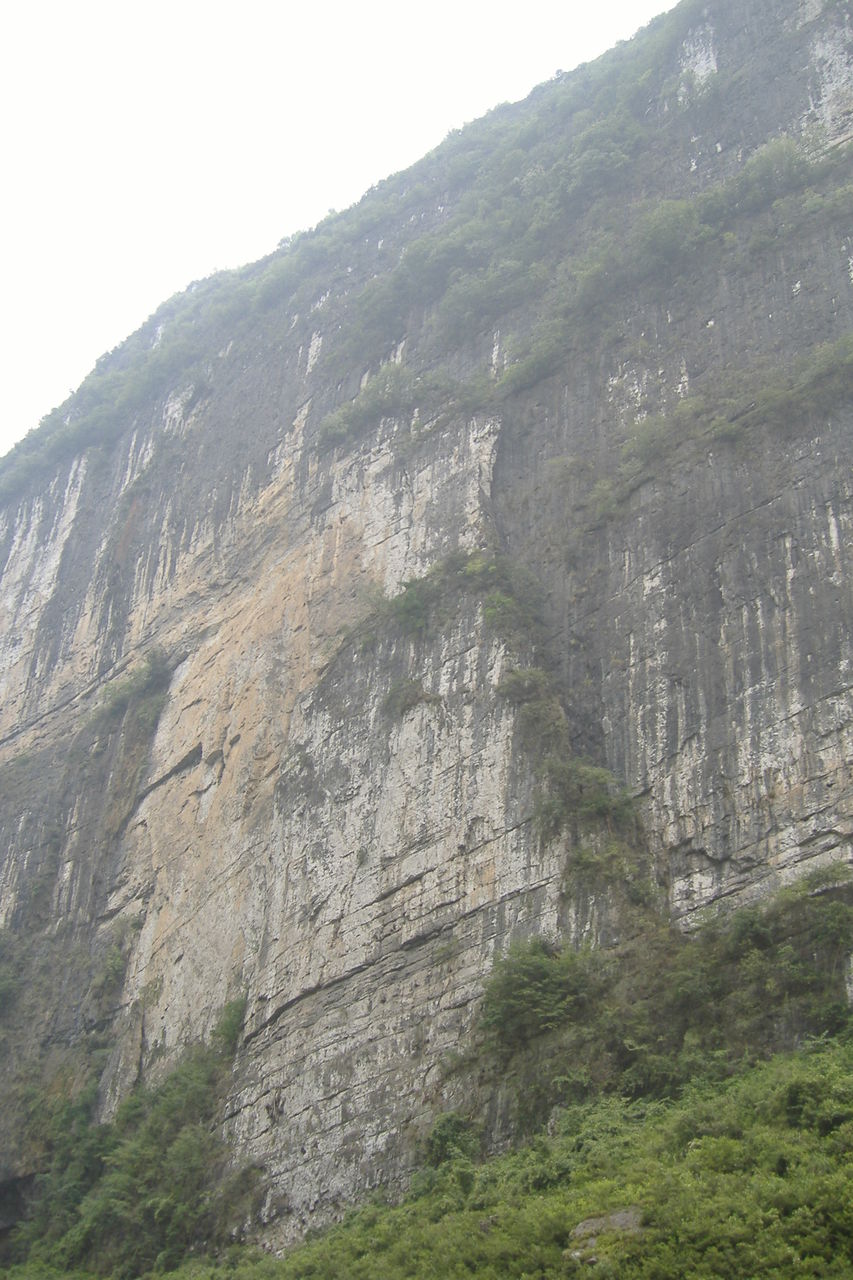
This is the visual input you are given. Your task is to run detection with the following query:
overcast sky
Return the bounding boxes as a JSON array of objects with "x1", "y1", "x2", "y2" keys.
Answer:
[{"x1": 0, "y1": 0, "x2": 676, "y2": 459}]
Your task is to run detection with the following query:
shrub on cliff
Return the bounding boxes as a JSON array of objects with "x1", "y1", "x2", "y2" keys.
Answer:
[
  {"x1": 481, "y1": 938, "x2": 607, "y2": 1055},
  {"x1": 10, "y1": 1002, "x2": 252, "y2": 1278}
]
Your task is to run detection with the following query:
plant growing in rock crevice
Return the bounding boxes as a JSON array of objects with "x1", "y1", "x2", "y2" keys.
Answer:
[
  {"x1": 89, "y1": 647, "x2": 172, "y2": 735},
  {"x1": 382, "y1": 678, "x2": 441, "y2": 719},
  {"x1": 497, "y1": 665, "x2": 633, "y2": 841},
  {"x1": 347, "y1": 550, "x2": 545, "y2": 649}
]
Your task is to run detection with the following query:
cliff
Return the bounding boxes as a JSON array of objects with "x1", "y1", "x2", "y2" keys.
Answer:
[{"x1": 1, "y1": 0, "x2": 852, "y2": 1250}]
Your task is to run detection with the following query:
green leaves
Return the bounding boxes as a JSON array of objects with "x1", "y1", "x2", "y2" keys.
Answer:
[
  {"x1": 478, "y1": 871, "x2": 853, "y2": 1112},
  {"x1": 212, "y1": 997, "x2": 247, "y2": 1055},
  {"x1": 481, "y1": 938, "x2": 607, "y2": 1054},
  {"x1": 12, "y1": 1010, "x2": 249, "y2": 1278},
  {"x1": 149, "y1": 1041, "x2": 853, "y2": 1280},
  {"x1": 8, "y1": 887, "x2": 853, "y2": 1280}
]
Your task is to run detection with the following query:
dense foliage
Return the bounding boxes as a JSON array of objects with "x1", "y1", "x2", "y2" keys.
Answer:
[
  {"x1": 189, "y1": 1039, "x2": 853, "y2": 1278},
  {"x1": 481, "y1": 869, "x2": 853, "y2": 1109},
  {"x1": 11, "y1": 1038, "x2": 853, "y2": 1279},
  {"x1": 7, "y1": 878, "x2": 852, "y2": 1280},
  {"x1": 7, "y1": 1002, "x2": 250, "y2": 1278}
]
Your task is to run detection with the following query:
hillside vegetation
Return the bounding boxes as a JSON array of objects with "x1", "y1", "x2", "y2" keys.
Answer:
[
  {"x1": 3, "y1": 0, "x2": 853, "y2": 1274},
  {"x1": 5, "y1": 871, "x2": 853, "y2": 1278}
]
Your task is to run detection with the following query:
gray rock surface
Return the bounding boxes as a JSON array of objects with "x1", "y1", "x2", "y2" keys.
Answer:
[{"x1": 1, "y1": 0, "x2": 852, "y2": 1243}]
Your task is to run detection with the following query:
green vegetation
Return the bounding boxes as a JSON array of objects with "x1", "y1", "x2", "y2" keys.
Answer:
[
  {"x1": 421, "y1": 1112, "x2": 480, "y2": 1168},
  {"x1": 494, "y1": 665, "x2": 551, "y2": 707},
  {"x1": 0, "y1": 927, "x2": 22, "y2": 1015},
  {"x1": 90, "y1": 944, "x2": 128, "y2": 1006},
  {"x1": 493, "y1": 141, "x2": 851, "y2": 399},
  {"x1": 382, "y1": 679, "x2": 440, "y2": 719},
  {"x1": 69, "y1": 648, "x2": 175, "y2": 847},
  {"x1": 27, "y1": 1039, "x2": 853, "y2": 1278},
  {"x1": 8, "y1": 1003, "x2": 251, "y2": 1278},
  {"x1": 4, "y1": 1, "x2": 853, "y2": 1275},
  {"x1": 357, "y1": 550, "x2": 543, "y2": 648},
  {"x1": 316, "y1": 364, "x2": 494, "y2": 451},
  {"x1": 480, "y1": 870, "x2": 853, "y2": 1100},
  {"x1": 481, "y1": 128, "x2": 853, "y2": 403},
  {"x1": 4, "y1": 0, "x2": 848, "y2": 508},
  {"x1": 244, "y1": 1039, "x2": 853, "y2": 1279},
  {"x1": 5, "y1": 877, "x2": 852, "y2": 1279},
  {"x1": 585, "y1": 332, "x2": 853, "y2": 523},
  {"x1": 316, "y1": 366, "x2": 455, "y2": 450},
  {"x1": 362, "y1": 567, "x2": 627, "y2": 843},
  {"x1": 496, "y1": 664, "x2": 632, "y2": 838},
  {"x1": 482, "y1": 938, "x2": 606, "y2": 1053},
  {"x1": 534, "y1": 756, "x2": 634, "y2": 837},
  {"x1": 212, "y1": 997, "x2": 248, "y2": 1056},
  {"x1": 89, "y1": 648, "x2": 172, "y2": 735}
]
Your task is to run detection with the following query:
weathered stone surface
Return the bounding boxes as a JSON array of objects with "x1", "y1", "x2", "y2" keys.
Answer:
[{"x1": 1, "y1": 0, "x2": 852, "y2": 1242}]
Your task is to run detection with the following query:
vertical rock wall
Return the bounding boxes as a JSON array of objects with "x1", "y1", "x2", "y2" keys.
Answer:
[{"x1": 1, "y1": 0, "x2": 852, "y2": 1240}]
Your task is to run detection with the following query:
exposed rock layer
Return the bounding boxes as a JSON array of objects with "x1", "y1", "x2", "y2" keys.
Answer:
[{"x1": 1, "y1": 0, "x2": 852, "y2": 1242}]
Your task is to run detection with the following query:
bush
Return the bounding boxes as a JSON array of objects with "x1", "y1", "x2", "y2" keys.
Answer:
[
  {"x1": 94, "y1": 649, "x2": 171, "y2": 730},
  {"x1": 0, "y1": 930, "x2": 20, "y2": 1016},
  {"x1": 631, "y1": 199, "x2": 710, "y2": 283},
  {"x1": 478, "y1": 872, "x2": 853, "y2": 1124},
  {"x1": 213, "y1": 996, "x2": 247, "y2": 1055},
  {"x1": 12, "y1": 1002, "x2": 250, "y2": 1277},
  {"x1": 423, "y1": 1112, "x2": 480, "y2": 1166},
  {"x1": 536, "y1": 756, "x2": 634, "y2": 837},
  {"x1": 482, "y1": 938, "x2": 607, "y2": 1054},
  {"x1": 496, "y1": 667, "x2": 551, "y2": 705},
  {"x1": 383, "y1": 679, "x2": 439, "y2": 718},
  {"x1": 734, "y1": 136, "x2": 811, "y2": 213},
  {"x1": 354, "y1": 552, "x2": 544, "y2": 650}
]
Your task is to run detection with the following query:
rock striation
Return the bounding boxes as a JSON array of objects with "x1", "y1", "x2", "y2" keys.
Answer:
[{"x1": 0, "y1": 0, "x2": 852, "y2": 1244}]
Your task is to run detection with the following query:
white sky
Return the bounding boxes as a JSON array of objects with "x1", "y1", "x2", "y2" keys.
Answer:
[{"x1": 0, "y1": 0, "x2": 675, "y2": 459}]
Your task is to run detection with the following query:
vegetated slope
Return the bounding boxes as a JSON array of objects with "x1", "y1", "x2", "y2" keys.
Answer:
[
  {"x1": 1, "y1": 0, "x2": 853, "y2": 1269},
  {"x1": 7, "y1": 871, "x2": 853, "y2": 1277}
]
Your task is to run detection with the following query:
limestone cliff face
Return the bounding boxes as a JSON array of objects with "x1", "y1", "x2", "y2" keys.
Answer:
[{"x1": 1, "y1": 0, "x2": 853, "y2": 1243}]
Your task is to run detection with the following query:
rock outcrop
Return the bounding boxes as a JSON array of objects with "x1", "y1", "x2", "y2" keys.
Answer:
[{"x1": 1, "y1": 0, "x2": 852, "y2": 1244}]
